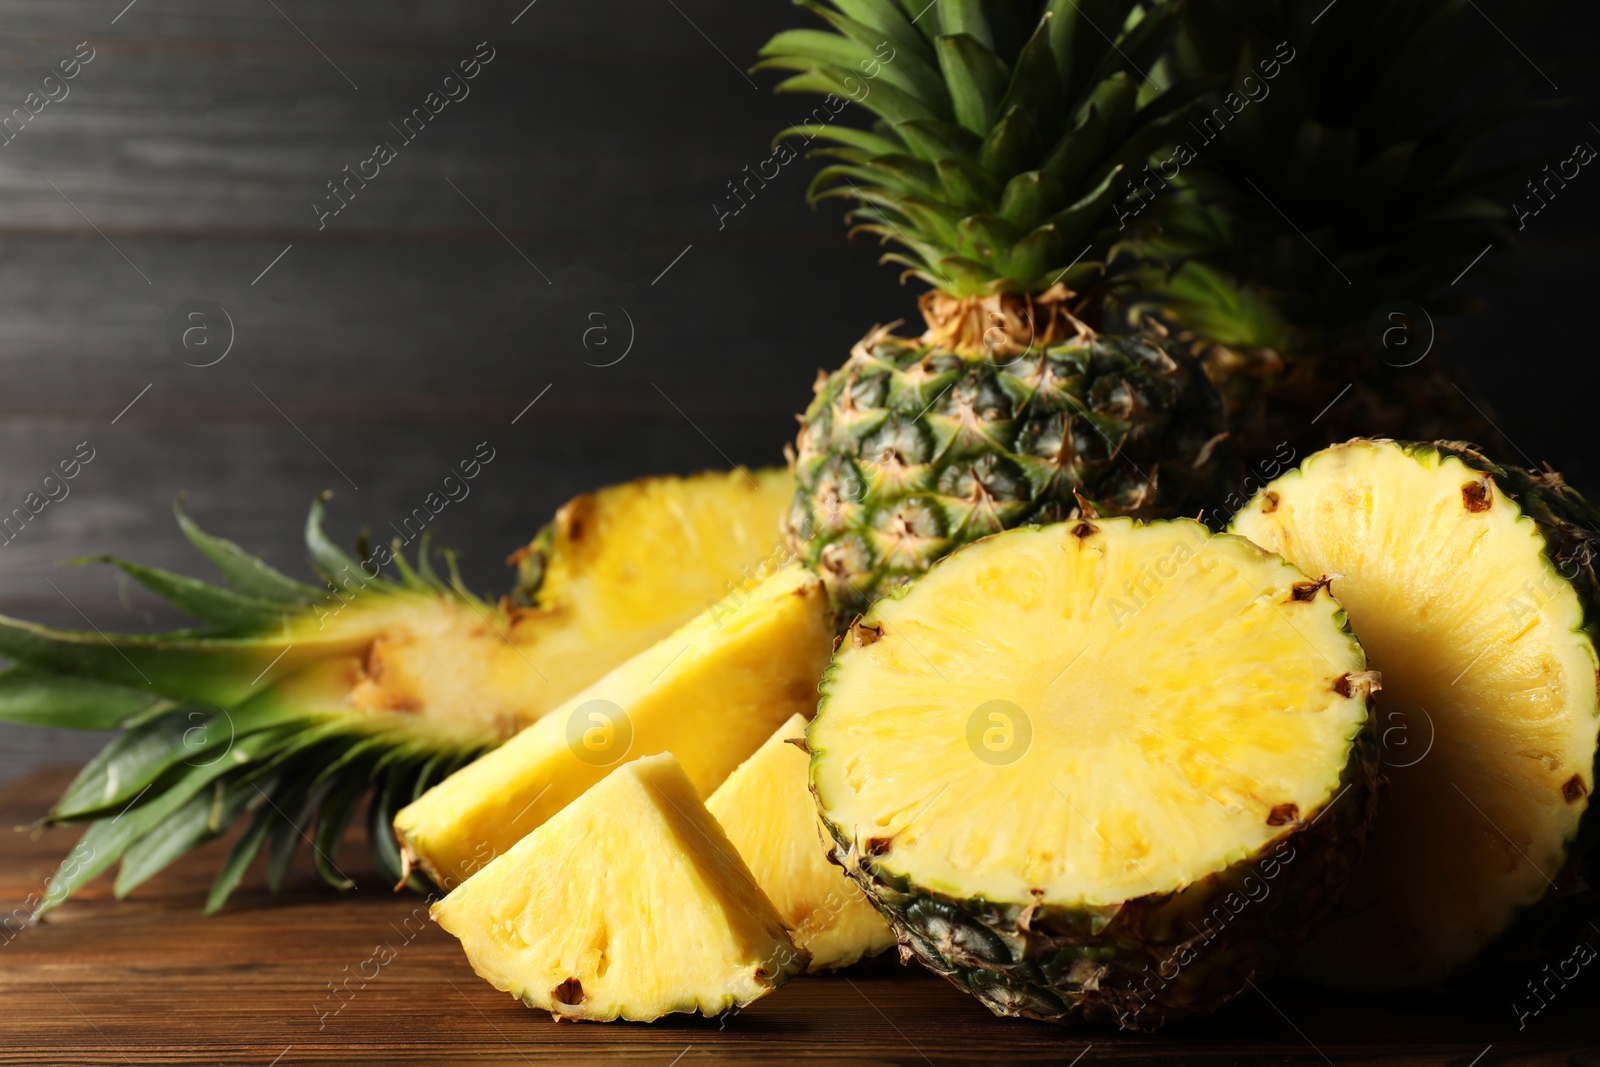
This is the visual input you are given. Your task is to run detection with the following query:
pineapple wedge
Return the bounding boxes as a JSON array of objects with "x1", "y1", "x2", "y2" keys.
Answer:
[
  {"x1": 396, "y1": 562, "x2": 834, "y2": 890},
  {"x1": 707, "y1": 713, "x2": 894, "y2": 971},
  {"x1": 432, "y1": 752, "x2": 805, "y2": 1021}
]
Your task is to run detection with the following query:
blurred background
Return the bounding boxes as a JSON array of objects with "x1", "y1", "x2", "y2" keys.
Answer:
[{"x1": 0, "y1": 0, "x2": 1595, "y2": 781}]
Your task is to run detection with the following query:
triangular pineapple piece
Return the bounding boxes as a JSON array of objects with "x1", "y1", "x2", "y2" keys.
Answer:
[
  {"x1": 432, "y1": 753, "x2": 805, "y2": 1021},
  {"x1": 707, "y1": 713, "x2": 894, "y2": 971},
  {"x1": 396, "y1": 562, "x2": 834, "y2": 890}
]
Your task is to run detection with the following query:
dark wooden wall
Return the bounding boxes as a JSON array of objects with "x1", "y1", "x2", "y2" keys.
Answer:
[{"x1": 1, "y1": 0, "x2": 1596, "y2": 781}]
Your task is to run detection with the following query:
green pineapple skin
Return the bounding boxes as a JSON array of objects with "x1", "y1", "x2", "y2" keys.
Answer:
[
  {"x1": 811, "y1": 634, "x2": 1380, "y2": 1031},
  {"x1": 785, "y1": 322, "x2": 1234, "y2": 621}
]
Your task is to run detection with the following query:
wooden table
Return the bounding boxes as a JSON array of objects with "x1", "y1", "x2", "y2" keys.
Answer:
[{"x1": 0, "y1": 769, "x2": 1594, "y2": 1066}]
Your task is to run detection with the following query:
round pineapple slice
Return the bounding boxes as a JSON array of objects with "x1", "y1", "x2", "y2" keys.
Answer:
[
  {"x1": 809, "y1": 517, "x2": 1378, "y2": 1029},
  {"x1": 1231, "y1": 439, "x2": 1600, "y2": 989}
]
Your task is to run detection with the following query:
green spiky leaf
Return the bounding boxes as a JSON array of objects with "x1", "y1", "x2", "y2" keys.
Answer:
[
  {"x1": 175, "y1": 497, "x2": 322, "y2": 605},
  {"x1": 65, "y1": 556, "x2": 290, "y2": 632},
  {"x1": 11, "y1": 495, "x2": 500, "y2": 914},
  {"x1": 759, "y1": 0, "x2": 1196, "y2": 295},
  {"x1": 35, "y1": 725, "x2": 299, "y2": 917},
  {"x1": 1131, "y1": 0, "x2": 1562, "y2": 350},
  {"x1": 0, "y1": 669, "x2": 171, "y2": 730},
  {"x1": 205, "y1": 787, "x2": 278, "y2": 914}
]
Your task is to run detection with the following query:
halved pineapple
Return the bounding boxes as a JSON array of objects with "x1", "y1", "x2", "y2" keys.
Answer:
[
  {"x1": 432, "y1": 752, "x2": 805, "y2": 1021},
  {"x1": 810, "y1": 518, "x2": 1378, "y2": 1029},
  {"x1": 0, "y1": 467, "x2": 792, "y2": 912},
  {"x1": 707, "y1": 713, "x2": 894, "y2": 971},
  {"x1": 511, "y1": 466, "x2": 793, "y2": 710},
  {"x1": 396, "y1": 562, "x2": 834, "y2": 890},
  {"x1": 1231, "y1": 439, "x2": 1600, "y2": 989}
]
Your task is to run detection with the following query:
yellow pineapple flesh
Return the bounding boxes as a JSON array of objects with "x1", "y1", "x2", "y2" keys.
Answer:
[
  {"x1": 394, "y1": 562, "x2": 834, "y2": 889},
  {"x1": 806, "y1": 518, "x2": 1377, "y2": 1026},
  {"x1": 431, "y1": 752, "x2": 805, "y2": 1022},
  {"x1": 707, "y1": 713, "x2": 894, "y2": 971},
  {"x1": 1232, "y1": 440, "x2": 1599, "y2": 988},
  {"x1": 253, "y1": 467, "x2": 793, "y2": 741},
  {"x1": 504, "y1": 467, "x2": 791, "y2": 720}
]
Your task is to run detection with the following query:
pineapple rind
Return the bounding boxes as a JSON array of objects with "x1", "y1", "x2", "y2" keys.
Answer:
[
  {"x1": 828, "y1": 741, "x2": 1375, "y2": 1029},
  {"x1": 431, "y1": 753, "x2": 804, "y2": 1023},
  {"x1": 809, "y1": 518, "x2": 1378, "y2": 1029},
  {"x1": 787, "y1": 329, "x2": 1232, "y2": 621},
  {"x1": 1232, "y1": 439, "x2": 1600, "y2": 988}
]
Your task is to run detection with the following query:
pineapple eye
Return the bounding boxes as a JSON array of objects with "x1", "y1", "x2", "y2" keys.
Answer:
[
  {"x1": 999, "y1": 350, "x2": 1045, "y2": 380},
  {"x1": 1086, "y1": 377, "x2": 1137, "y2": 422},
  {"x1": 1045, "y1": 349, "x2": 1091, "y2": 382},
  {"x1": 848, "y1": 373, "x2": 888, "y2": 409},
  {"x1": 1124, "y1": 338, "x2": 1180, "y2": 375},
  {"x1": 935, "y1": 455, "x2": 1027, "y2": 506},
  {"x1": 868, "y1": 497, "x2": 945, "y2": 547},
  {"x1": 860, "y1": 417, "x2": 930, "y2": 469},
  {"x1": 1014, "y1": 413, "x2": 1070, "y2": 463},
  {"x1": 971, "y1": 378, "x2": 1010, "y2": 420}
]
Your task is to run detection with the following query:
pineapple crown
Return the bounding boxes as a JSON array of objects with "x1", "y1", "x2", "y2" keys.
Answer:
[
  {"x1": 757, "y1": 0, "x2": 1204, "y2": 299},
  {"x1": 0, "y1": 496, "x2": 498, "y2": 915},
  {"x1": 1133, "y1": 0, "x2": 1566, "y2": 353}
]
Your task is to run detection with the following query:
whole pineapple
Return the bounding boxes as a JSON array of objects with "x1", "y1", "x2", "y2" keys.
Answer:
[
  {"x1": 1130, "y1": 0, "x2": 1554, "y2": 461},
  {"x1": 760, "y1": 0, "x2": 1234, "y2": 618}
]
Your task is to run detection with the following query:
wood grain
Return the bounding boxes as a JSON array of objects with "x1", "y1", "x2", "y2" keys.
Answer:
[{"x1": 2, "y1": 769, "x2": 1595, "y2": 1066}]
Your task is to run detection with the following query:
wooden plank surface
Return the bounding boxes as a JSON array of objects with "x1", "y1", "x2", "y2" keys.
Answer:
[{"x1": 2, "y1": 769, "x2": 1596, "y2": 1066}]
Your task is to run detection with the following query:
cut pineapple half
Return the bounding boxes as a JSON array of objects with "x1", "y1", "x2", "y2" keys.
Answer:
[
  {"x1": 707, "y1": 713, "x2": 894, "y2": 971},
  {"x1": 0, "y1": 467, "x2": 791, "y2": 913},
  {"x1": 1232, "y1": 439, "x2": 1600, "y2": 989},
  {"x1": 432, "y1": 752, "x2": 805, "y2": 1021},
  {"x1": 512, "y1": 466, "x2": 792, "y2": 711},
  {"x1": 396, "y1": 562, "x2": 834, "y2": 890},
  {"x1": 811, "y1": 518, "x2": 1377, "y2": 1029}
]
